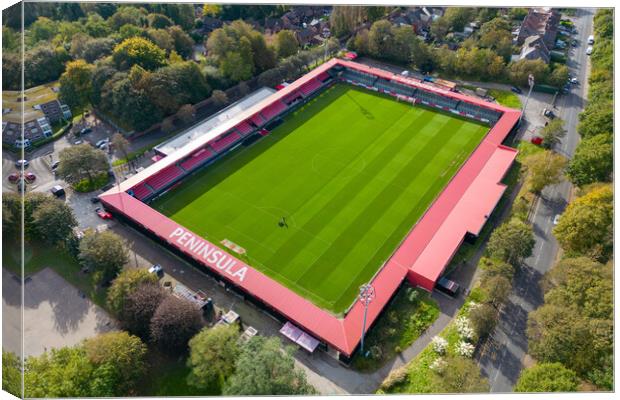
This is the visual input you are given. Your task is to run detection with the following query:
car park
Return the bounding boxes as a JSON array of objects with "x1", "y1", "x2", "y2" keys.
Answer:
[
  {"x1": 95, "y1": 207, "x2": 113, "y2": 220},
  {"x1": 24, "y1": 172, "x2": 36, "y2": 182},
  {"x1": 15, "y1": 159, "x2": 29, "y2": 168},
  {"x1": 436, "y1": 277, "x2": 460, "y2": 297},
  {"x1": 8, "y1": 173, "x2": 19, "y2": 183}
]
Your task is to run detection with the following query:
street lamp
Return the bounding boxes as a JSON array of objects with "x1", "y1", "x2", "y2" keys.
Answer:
[
  {"x1": 518, "y1": 73, "x2": 535, "y2": 126},
  {"x1": 322, "y1": 27, "x2": 331, "y2": 62},
  {"x1": 359, "y1": 283, "x2": 375, "y2": 356}
]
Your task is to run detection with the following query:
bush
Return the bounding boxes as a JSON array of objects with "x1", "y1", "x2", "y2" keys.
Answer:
[{"x1": 72, "y1": 172, "x2": 109, "y2": 193}]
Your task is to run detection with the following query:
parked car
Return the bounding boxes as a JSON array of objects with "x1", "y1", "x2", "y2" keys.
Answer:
[
  {"x1": 531, "y1": 136, "x2": 543, "y2": 146},
  {"x1": 95, "y1": 207, "x2": 112, "y2": 220},
  {"x1": 436, "y1": 277, "x2": 460, "y2": 297},
  {"x1": 15, "y1": 159, "x2": 29, "y2": 168},
  {"x1": 51, "y1": 160, "x2": 60, "y2": 170},
  {"x1": 50, "y1": 185, "x2": 65, "y2": 197},
  {"x1": 587, "y1": 34, "x2": 594, "y2": 45},
  {"x1": 90, "y1": 196, "x2": 101, "y2": 204},
  {"x1": 543, "y1": 108, "x2": 556, "y2": 119},
  {"x1": 8, "y1": 173, "x2": 19, "y2": 183},
  {"x1": 96, "y1": 138, "x2": 110, "y2": 149},
  {"x1": 586, "y1": 46, "x2": 593, "y2": 55},
  {"x1": 74, "y1": 140, "x2": 84, "y2": 145},
  {"x1": 79, "y1": 127, "x2": 93, "y2": 135},
  {"x1": 553, "y1": 214, "x2": 561, "y2": 225},
  {"x1": 24, "y1": 172, "x2": 36, "y2": 182},
  {"x1": 148, "y1": 264, "x2": 164, "y2": 277},
  {"x1": 570, "y1": 77, "x2": 579, "y2": 84},
  {"x1": 510, "y1": 86, "x2": 522, "y2": 94}
]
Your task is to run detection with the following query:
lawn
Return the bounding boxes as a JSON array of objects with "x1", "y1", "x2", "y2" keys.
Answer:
[
  {"x1": 2, "y1": 239, "x2": 107, "y2": 308},
  {"x1": 151, "y1": 84, "x2": 489, "y2": 315},
  {"x1": 488, "y1": 89, "x2": 522, "y2": 109}
]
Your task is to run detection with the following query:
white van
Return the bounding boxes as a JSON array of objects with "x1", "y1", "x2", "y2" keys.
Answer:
[{"x1": 587, "y1": 35, "x2": 594, "y2": 45}]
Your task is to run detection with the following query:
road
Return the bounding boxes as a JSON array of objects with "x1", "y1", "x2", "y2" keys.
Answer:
[{"x1": 477, "y1": 8, "x2": 594, "y2": 392}]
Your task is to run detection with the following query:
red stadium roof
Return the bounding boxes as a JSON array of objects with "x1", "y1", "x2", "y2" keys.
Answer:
[{"x1": 100, "y1": 59, "x2": 520, "y2": 357}]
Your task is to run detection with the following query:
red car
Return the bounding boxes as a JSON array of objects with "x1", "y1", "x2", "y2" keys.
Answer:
[
  {"x1": 8, "y1": 173, "x2": 19, "y2": 183},
  {"x1": 531, "y1": 136, "x2": 543, "y2": 146},
  {"x1": 95, "y1": 207, "x2": 113, "y2": 220},
  {"x1": 24, "y1": 172, "x2": 36, "y2": 182}
]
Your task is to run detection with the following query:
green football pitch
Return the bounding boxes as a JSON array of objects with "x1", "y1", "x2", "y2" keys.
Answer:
[{"x1": 151, "y1": 84, "x2": 489, "y2": 314}]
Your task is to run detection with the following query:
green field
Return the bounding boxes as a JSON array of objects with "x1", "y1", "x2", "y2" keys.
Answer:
[{"x1": 151, "y1": 84, "x2": 488, "y2": 314}]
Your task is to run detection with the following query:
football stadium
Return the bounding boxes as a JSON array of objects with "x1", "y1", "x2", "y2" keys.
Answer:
[{"x1": 100, "y1": 58, "x2": 521, "y2": 360}]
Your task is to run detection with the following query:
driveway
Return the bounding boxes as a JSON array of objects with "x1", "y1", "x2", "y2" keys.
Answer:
[{"x1": 2, "y1": 267, "x2": 116, "y2": 357}]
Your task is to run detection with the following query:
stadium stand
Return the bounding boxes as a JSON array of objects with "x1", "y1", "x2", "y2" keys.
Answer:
[
  {"x1": 211, "y1": 131, "x2": 242, "y2": 153},
  {"x1": 416, "y1": 90, "x2": 459, "y2": 110},
  {"x1": 131, "y1": 183, "x2": 153, "y2": 201},
  {"x1": 375, "y1": 78, "x2": 416, "y2": 97},
  {"x1": 260, "y1": 101, "x2": 288, "y2": 121},
  {"x1": 299, "y1": 79, "x2": 323, "y2": 96},
  {"x1": 234, "y1": 120, "x2": 254, "y2": 136},
  {"x1": 341, "y1": 69, "x2": 378, "y2": 87},
  {"x1": 316, "y1": 71, "x2": 331, "y2": 82},
  {"x1": 283, "y1": 91, "x2": 302, "y2": 105},
  {"x1": 180, "y1": 148, "x2": 214, "y2": 171},
  {"x1": 456, "y1": 101, "x2": 501, "y2": 122},
  {"x1": 145, "y1": 165, "x2": 184, "y2": 190},
  {"x1": 250, "y1": 113, "x2": 265, "y2": 127}
]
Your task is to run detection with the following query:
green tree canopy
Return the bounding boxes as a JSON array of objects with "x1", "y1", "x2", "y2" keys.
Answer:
[
  {"x1": 32, "y1": 199, "x2": 77, "y2": 245},
  {"x1": 150, "y1": 296, "x2": 203, "y2": 353},
  {"x1": 107, "y1": 268, "x2": 157, "y2": 315},
  {"x1": 78, "y1": 230, "x2": 129, "y2": 285},
  {"x1": 113, "y1": 37, "x2": 167, "y2": 70},
  {"x1": 187, "y1": 324, "x2": 241, "y2": 389},
  {"x1": 515, "y1": 363, "x2": 579, "y2": 392},
  {"x1": 540, "y1": 118, "x2": 567, "y2": 149},
  {"x1": 122, "y1": 282, "x2": 168, "y2": 340},
  {"x1": 224, "y1": 336, "x2": 316, "y2": 395},
  {"x1": 553, "y1": 184, "x2": 613, "y2": 261},
  {"x1": 431, "y1": 355, "x2": 489, "y2": 393},
  {"x1": 276, "y1": 30, "x2": 299, "y2": 59},
  {"x1": 59, "y1": 59, "x2": 95, "y2": 109},
  {"x1": 566, "y1": 133, "x2": 612, "y2": 187},
  {"x1": 523, "y1": 151, "x2": 567, "y2": 194},
  {"x1": 508, "y1": 59, "x2": 548, "y2": 87},
  {"x1": 56, "y1": 144, "x2": 109, "y2": 187},
  {"x1": 486, "y1": 218, "x2": 535, "y2": 266},
  {"x1": 2, "y1": 351, "x2": 21, "y2": 397}
]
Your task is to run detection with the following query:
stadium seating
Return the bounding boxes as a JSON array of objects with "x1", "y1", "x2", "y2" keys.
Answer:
[
  {"x1": 211, "y1": 131, "x2": 241, "y2": 153},
  {"x1": 283, "y1": 91, "x2": 302, "y2": 105},
  {"x1": 456, "y1": 101, "x2": 501, "y2": 122},
  {"x1": 416, "y1": 90, "x2": 459, "y2": 110},
  {"x1": 260, "y1": 101, "x2": 287, "y2": 121},
  {"x1": 180, "y1": 148, "x2": 214, "y2": 171},
  {"x1": 375, "y1": 78, "x2": 416, "y2": 97},
  {"x1": 316, "y1": 71, "x2": 330, "y2": 82},
  {"x1": 250, "y1": 113, "x2": 265, "y2": 127},
  {"x1": 341, "y1": 69, "x2": 377, "y2": 87},
  {"x1": 145, "y1": 165, "x2": 184, "y2": 190},
  {"x1": 234, "y1": 120, "x2": 254, "y2": 136},
  {"x1": 131, "y1": 183, "x2": 152, "y2": 201},
  {"x1": 299, "y1": 79, "x2": 322, "y2": 96}
]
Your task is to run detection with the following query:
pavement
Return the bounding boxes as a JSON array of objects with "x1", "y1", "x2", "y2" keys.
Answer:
[
  {"x1": 477, "y1": 8, "x2": 594, "y2": 392},
  {"x1": 2, "y1": 267, "x2": 116, "y2": 358}
]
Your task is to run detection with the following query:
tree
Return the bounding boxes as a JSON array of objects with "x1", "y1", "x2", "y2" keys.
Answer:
[
  {"x1": 29, "y1": 16, "x2": 58, "y2": 44},
  {"x1": 78, "y1": 230, "x2": 129, "y2": 285},
  {"x1": 146, "y1": 28, "x2": 175, "y2": 52},
  {"x1": 566, "y1": 134, "x2": 613, "y2": 186},
  {"x1": 106, "y1": 268, "x2": 158, "y2": 315},
  {"x1": 59, "y1": 60, "x2": 94, "y2": 109},
  {"x1": 523, "y1": 151, "x2": 567, "y2": 194},
  {"x1": 111, "y1": 133, "x2": 131, "y2": 166},
  {"x1": 540, "y1": 118, "x2": 567, "y2": 149},
  {"x1": 211, "y1": 90, "x2": 229, "y2": 107},
  {"x1": 24, "y1": 44, "x2": 68, "y2": 88},
  {"x1": 32, "y1": 199, "x2": 77, "y2": 245},
  {"x1": 548, "y1": 64, "x2": 569, "y2": 88},
  {"x1": 515, "y1": 363, "x2": 579, "y2": 392},
  {"x1": 168, "y1": 25, "x2": 194, "y2": 59},
  {"x1": 84, "y1": 13, "x2": 111, "y2": 38},
  {"x1": 577, "y1": 102, "x2": 613, "y2": 139},
  {"x1": 430, "y1": 17, "x2": 450, "y2": 41},
  {"x1": 176, "y1": 104, "x2": 196, "y2": 125},
  {"x1": 443, "y1": 7, "x2": 475, "y2": 32},
  {"x1": 508, "y1": 59, "x2": 548, "y2": 87},
  {"x1": 221, "y1": 51, "x2": 253, "y2": 82},
  {"x1": 276, "y1": 30, "x2": 299, "y2": 59},
  {"x1": 553, "y1": 184, "x2": 613, "y2": 261},
  {"x1": 56, "y1": 144, "x2": 109, "y2": 188},
  {"x1": 108, "y1": 6, "x2": 147, "y2": 30},
  {"x1": 330, "y1": 6, "x2": 366, "y2": 37},
  {"x1": 203, "y1": 4, "x2": 222, "y2": 17},
  {"x1": 2, "y1": 351, "x2": 21, "y2": 397},
  {"x1": 187, "y1": 324, "x2": 241, "y2": 389},
  {"x1": 113, "y1": 37, "x2": 167, "y2": 70},
  {"x1": 479, "y1": 257, "x2": 515, "y2": 282},
  {"x1": 487, "y1": 218, "x2": 535, "y2": 265},
  {"x1": 469, "y1": 303, "x2": 497, "y2": 340},
  {"x1": 368, "y1": 20, "x2": 395, "y2": 60},
  {"x1": 431, "y1": 355, "x2": 489, "y2": 393},
  {"x1": 82, "y1": 331, "x2": 148, "y2": 394},
  {"x1": 147, "y1": 13, "x2": 174, "y2": 29},
  {"x1": 150, "y1": 295, "x2": 203, "y2": 353},
  {"x1": 482, "y1": 275, "x2": 512, "y2": 308},
  {"x1": 122, "y1": 283, "x2": 168, "y2": 339},
  {"x1": 224, "y1": 336, "x2": 316, "y2": 395},
  {"x1": 2, "y1": 27, "x2": 20, "y2": 52}
]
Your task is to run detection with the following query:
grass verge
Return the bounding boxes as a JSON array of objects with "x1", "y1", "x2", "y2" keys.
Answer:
[{"x1": 488, "y1": 89, "x2": 522, "y2": 109}]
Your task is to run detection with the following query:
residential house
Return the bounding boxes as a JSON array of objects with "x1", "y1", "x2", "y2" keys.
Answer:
[
  {"x1": 516, "y1": 8, "x2": 560, "y2": 49},
  {"x1": 519, "y1": 35, "x2": 551, "y2": 63}
]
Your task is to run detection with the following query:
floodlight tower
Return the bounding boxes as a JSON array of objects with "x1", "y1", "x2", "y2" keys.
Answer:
[
  {"x1": 322, "y1": 27, "x2": 331, "y2": 61},
  {"x1": 359, "y1": 283, "x2": 375, "y2": 356},
  {"x1": 518, "y1": 73, "x2": 535, "y2": 126}
]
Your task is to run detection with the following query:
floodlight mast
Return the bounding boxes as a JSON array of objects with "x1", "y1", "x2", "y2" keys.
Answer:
[
  {"x1": 359, "y1": 283, "x2": 375, "y2": 356},
  {"x1": 518, "y1": 74, "x2": 535, "y2": 126}
]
